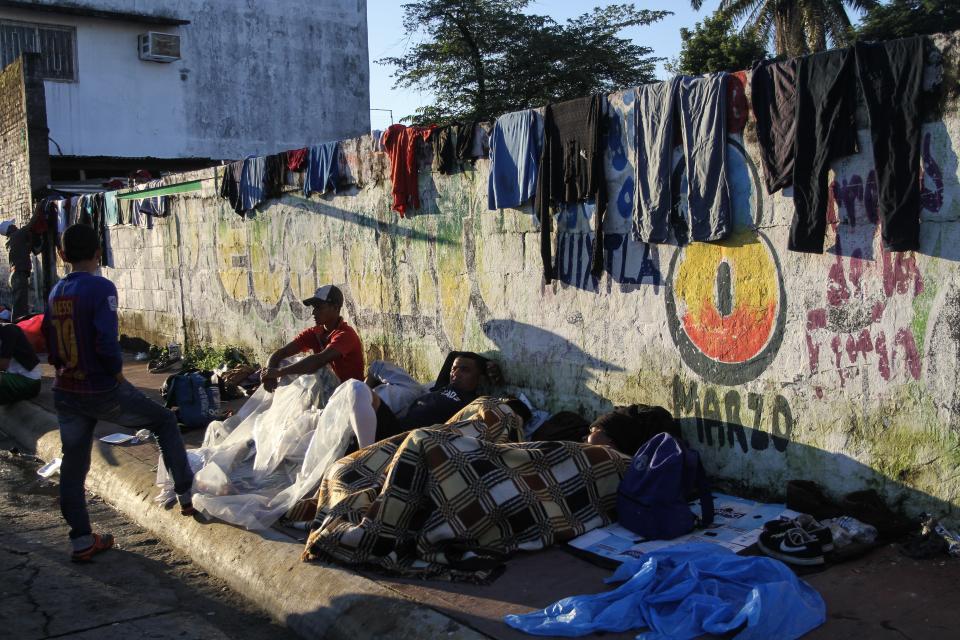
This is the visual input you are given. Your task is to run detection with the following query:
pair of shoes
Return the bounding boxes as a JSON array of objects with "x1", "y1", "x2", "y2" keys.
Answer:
[
  {"x1": 764, "y1": 514, "x2": 834, "y2": 552},
  {"x1": 758, "y1": 527, "x2": 825, "y2": 566},
  {"x1": 180, "y1": 502, "x2": 197, "y2": 517},
  {"x1": 71, "y1": 533, "x2": 114, "y2": 562}
]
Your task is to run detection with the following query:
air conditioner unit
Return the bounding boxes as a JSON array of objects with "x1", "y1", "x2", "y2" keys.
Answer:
[{"x1": 138, "y1": 32, "x2": 181, "y2": 63}]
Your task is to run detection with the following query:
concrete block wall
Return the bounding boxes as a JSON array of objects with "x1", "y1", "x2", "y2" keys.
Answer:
[
  {"x1": 106, "y1": 209, "x2": 185, "y2": 347},
  {"x1": 101, "y1": 33, "x2": 960, "y2": 519},
  {"x1": 0, "y1": 57, "x2": 32, "y2": 225},
  {"x1": 0, "y1": 54, "x2": 49, "y2": 309}
]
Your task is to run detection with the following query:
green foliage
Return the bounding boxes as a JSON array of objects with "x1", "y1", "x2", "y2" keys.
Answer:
[
  {"x1": 380, "y1": 1, "x2": 672, "y2": 124},
  {"x1": 182, "y1": 345, "x2": 250, "y2": 372},
  {"x1": 668, "y1": 12, "x2": 768, "y2": 76},
  {"x1": 856, "y1": 0, "x2": 960, "y2": 42},
  {"x1": 691, "y1": 0, "x2": 877, "y2": 57}
]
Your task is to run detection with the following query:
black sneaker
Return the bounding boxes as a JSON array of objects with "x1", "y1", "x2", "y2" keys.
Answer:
[
  {"x1": 758, "y1": 526, "x2": 825, "y2": 566},
  {"x1": 764, "y1": 514, "x2": 834, "y2": 552}
]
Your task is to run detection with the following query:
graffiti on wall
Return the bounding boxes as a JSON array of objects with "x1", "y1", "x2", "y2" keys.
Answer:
[
  {"x1": 555, "y1": 231, "x2": 662, "y2": 291},
  {"x1": 673, "y1": 375, "x2": 793, "y2": 453},
  {"x1": 801, "y1": 132, "x2": 953, "y2": 393},
  {"x1": 665, "y1": 138, "x2": 787, "y2": 385}
]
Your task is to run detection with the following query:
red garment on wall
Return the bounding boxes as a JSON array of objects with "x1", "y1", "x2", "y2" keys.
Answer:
[
  {"x1": 381, "y1": 124, "x2": 435, "y2": 217},
  {"x1": 286, "y1": 148, "x2": 308, "y2": 171}
]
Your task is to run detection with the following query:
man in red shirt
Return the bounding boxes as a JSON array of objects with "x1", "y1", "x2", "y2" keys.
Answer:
[{"x1": 260, "y1": 285, "x2": 364, "y2": 392}]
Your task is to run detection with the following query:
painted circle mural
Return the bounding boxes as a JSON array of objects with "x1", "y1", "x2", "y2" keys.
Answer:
[{"x1": 665, "y1": 140, "x2": 787, "y2": 385}]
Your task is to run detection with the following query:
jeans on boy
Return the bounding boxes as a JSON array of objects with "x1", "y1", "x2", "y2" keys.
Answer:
[{"x1": 55, "y1": 380, "x2": 194, "y2": 542}]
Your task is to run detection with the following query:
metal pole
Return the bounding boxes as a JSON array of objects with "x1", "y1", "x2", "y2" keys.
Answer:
[{"x1": 370, "y1": 108, "x2": 394, "y2": 125}]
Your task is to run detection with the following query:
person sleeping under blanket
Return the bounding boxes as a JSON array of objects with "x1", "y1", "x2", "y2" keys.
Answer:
[
  {"x1": 294, "y1": 397, "x2": 677, "y2": 583},
  {"x1": 335, "y1": 350, "x2": 505, "y2": 450}
]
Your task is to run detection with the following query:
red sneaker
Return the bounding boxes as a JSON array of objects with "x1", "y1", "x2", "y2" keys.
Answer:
[{"x1": 71, "y1": 533, "x2": 115, "y2": 563}]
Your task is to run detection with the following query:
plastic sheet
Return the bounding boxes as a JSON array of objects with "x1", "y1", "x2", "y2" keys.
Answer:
[
  {"x1": 156, "y1": 366, "x2": 354, "y2": 530},
  {"x1": 504, "y1": 543, "x2": 826, "y2": 640}
]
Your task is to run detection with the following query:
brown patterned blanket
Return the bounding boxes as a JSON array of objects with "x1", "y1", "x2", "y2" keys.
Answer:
[{"x1": 299, "y1": 397, "x2": 629, "y2": 581}]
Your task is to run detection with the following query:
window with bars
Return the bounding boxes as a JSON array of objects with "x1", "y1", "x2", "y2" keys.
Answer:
[{"x1": 1, "y1": 20, "x2": 77, "y2": 81}]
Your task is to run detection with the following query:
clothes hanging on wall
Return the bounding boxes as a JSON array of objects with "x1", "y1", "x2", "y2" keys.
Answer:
[
  {"x1": 677, "y1": 73, "x2": 732, "y2": 244},
  {"x1": 634, "y1": 77, "x2": 680, "y2": 244},
  {"x1": 429, "y1": 125, "x2": 459, "y2": 175},
  {"x1": 751, "y1": 58, "x2": 799, "y2": 195},
  {"x1": 303, "y1": 142, "x2": 341, "y2": 197},
  {"x1": 455, "y1": 121, "x2": 476, "y2": 163},
  {"x1": 92, "y1": 192, "x2": 109, "y2": 266},
  {"x1": 241, "y1": 155, "x2": 266, "y2": 210},
  {"x1": 103, "y1": 191, "x2": 120, "y2": 226},
  {"x1": 470, "y1": 122, "x2": 491, "y2": 159},
  {"x1": 67, "y1": 196, "x2": 80, "y2": 230},
  {"x1": 789, "y1": 48, "x2": 859, "y2": 253},
  {"x1": 855, "y1": 36, "x2": 925, "y2": 252},
  {"x1": 286, "y1": 147, "x2": 308, "y2": 171},
  {"x1": 537, "y1": 95, "x2": 607, "y2": 283},
  {"x1": 264, "y1": 152, "x2": 287, "y2": 199},
  {"x1": 219, "y1": 160, "x2": 246, "y2": 215},
  {"x1": 634, "y1": 74, "x2": 731, "y2": 246},
  {"x1": 381, "y1": 124, "x2": 435, "y2": 217},
  {"x1": 53, "y1": 197, "x2": 68, "y2": 234},
  {"x1": 130, "y1": 179, "x2": 168, "y2": 225},
  {"x1": 487, "y1": 108, "x2": 543, "y2": 210}
]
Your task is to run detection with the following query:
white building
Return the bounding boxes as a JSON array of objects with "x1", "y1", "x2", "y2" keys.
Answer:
[{"x1": 0, "y1": 0, "x2": 370, "y2": 180}]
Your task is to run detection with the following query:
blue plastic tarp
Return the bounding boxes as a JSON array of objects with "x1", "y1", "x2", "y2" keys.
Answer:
[{"x1": 504, "y1": 543, "x2": 826, "y2": 640}]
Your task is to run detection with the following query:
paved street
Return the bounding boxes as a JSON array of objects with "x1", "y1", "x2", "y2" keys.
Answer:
[{"x1": 0, "y1": 433, "x2": 298, "y2": 640}]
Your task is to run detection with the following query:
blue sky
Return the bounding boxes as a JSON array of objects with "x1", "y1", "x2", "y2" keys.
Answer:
[{"x1": 366, "y1": 1, "x2": 863, "y2": 130}]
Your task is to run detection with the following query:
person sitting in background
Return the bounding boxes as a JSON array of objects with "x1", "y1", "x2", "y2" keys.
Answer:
[
  {"x1": 259, "y1": 285, "x2": 364, "y2": 393},
  {"x1": 0, "y1": 322, "x2": 42, "y2": 404}
]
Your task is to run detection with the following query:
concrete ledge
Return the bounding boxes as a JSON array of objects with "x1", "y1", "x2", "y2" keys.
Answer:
[{"x1": 0, "y1": 399, "x2": 489, "y2": 640}]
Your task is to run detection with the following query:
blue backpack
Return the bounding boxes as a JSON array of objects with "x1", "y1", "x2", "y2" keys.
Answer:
[
  {"x1": 161, "y1": 370, "x2": 220, "y2": 430},
  {"x1": 616, "y1": 432, "x2": 714, "y2": 540}
]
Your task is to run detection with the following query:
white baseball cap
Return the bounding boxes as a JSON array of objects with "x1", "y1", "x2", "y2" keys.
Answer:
[
  {"x1": 302, "y1": 284, "x2": 344, "y2": 307},
  {"x1": 0, "y1": 219, "x2": 15, "y2": 236}
]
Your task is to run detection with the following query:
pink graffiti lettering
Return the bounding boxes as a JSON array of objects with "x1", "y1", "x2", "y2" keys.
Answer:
[
  {"x1": 874, "y1": 331, "x2": 890, "y2": 381},
  {"x1": 893, "y1": 328, "x2": 921, "y2": 381},
  {"x1": 827, "y1": 257, "x2": 851, "y2": 306},
  {"x1": 805, "y1": 309, "x2": 827, "y2": 374},
  {"x1": 881, "y1": 250, "x2": 923, "y2": 298}
]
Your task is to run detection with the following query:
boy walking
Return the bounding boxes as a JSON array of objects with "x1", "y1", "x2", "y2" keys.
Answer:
[{"x1": 43, "y1": 224, "x2": 194, "y2": 562}]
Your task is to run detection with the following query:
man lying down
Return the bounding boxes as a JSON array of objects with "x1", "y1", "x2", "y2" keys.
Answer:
[
  {"x1": 295, "y1": 397, "x2": 676, "y2": 583},
  {"x1": 156, "y1": 350, "x2": 507, "y2": 531},
  {"x1": 342, "y1": 350, "x2": 504, "y2": 450}
]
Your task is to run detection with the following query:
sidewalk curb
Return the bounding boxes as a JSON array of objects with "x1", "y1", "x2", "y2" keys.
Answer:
[{"x1": 0, "y1": 400, "x2": 490, "y2": 640}]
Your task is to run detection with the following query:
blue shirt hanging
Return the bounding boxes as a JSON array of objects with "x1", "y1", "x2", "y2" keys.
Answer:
[
  {"x1": 303, "y1": 142, "x2": 341, "y2": 197},
  {"x1": 487, "y1": 108, "x2": 543, "y2": 210}
]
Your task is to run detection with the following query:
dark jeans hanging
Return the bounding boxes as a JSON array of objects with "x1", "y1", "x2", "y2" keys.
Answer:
[
  {"x1": 855, "y1": 36, "x2": 925, "y2": 252},
  {"x1": 789, "y1": 48, "x2": 858, "y2": 254},
  {"x1": 751, "y1": 58, "x2": 799, "y2": 195}
]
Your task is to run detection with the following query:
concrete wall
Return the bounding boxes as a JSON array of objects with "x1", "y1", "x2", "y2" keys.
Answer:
[
  {"x1": 0, "y1": 54, "x2": 49, "y2": 225},
  {"x1": 100, "y1": 33, "x2": 960, "y2": 519},
  {"x1": 0, "y1": 54, "x2": 49, "y2": 311},
  {"x1": 1, "y1": 0, "x2": 369, "y2": 159}
]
